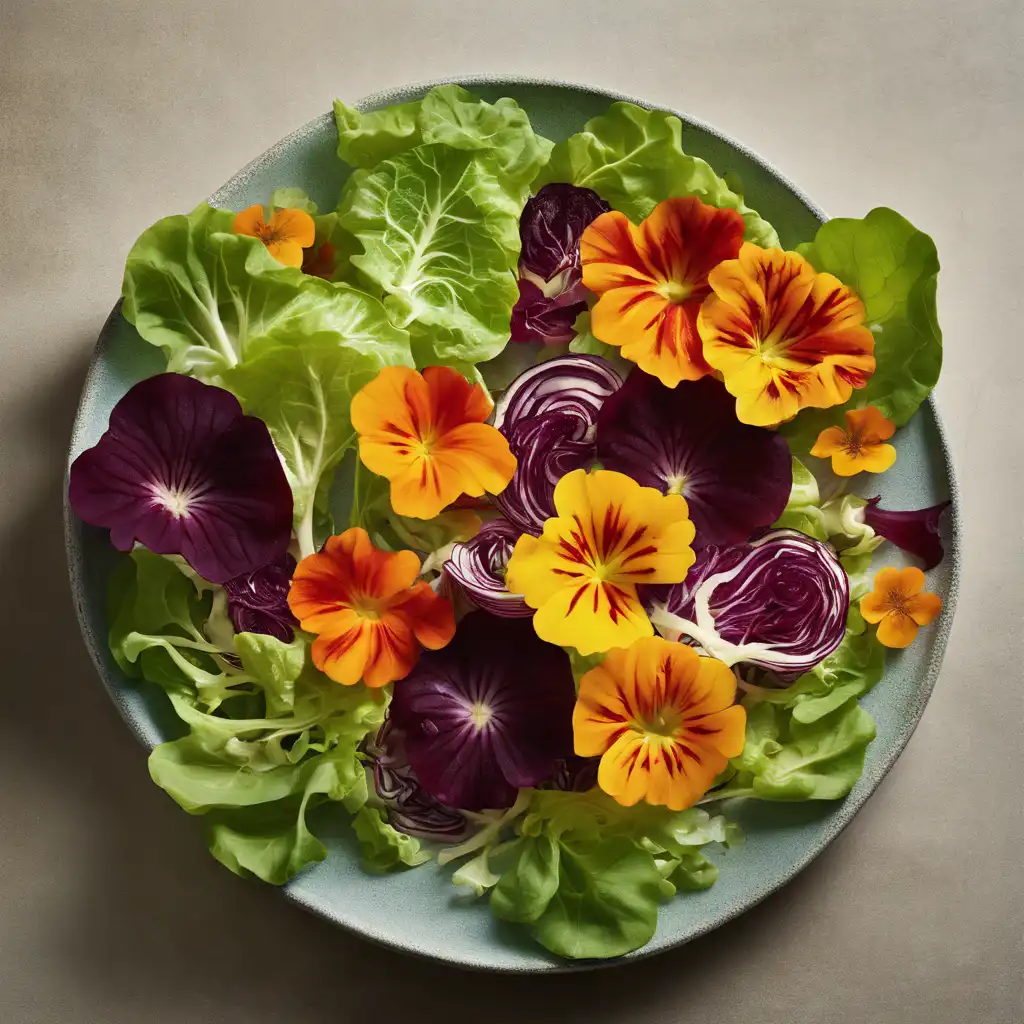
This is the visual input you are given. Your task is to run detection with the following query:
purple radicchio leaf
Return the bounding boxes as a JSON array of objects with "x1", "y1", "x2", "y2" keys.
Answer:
[
  {"x1": 224, "y1": 553, "x2": 299, "y2": 642},
  {"x1": 649, "y1": 528, "x2": 849, "y2": 681},
  {"x1": 389, "y1": 612, "x2": 576, "y2": 811},
  {"x1": 69, "y1": 373, "x2": 293, "y2": 584},
  {"x1": 863, "y1": 497, "x2": 952, "y2": 571},
  {"x1": 492, "y1": 355, "x2": 623, "y2": 534},
  {"x1": 444, "y1": 518, "x2": 531, "y2": 618},
  {"x1": 596, "y1": 371, "x2": 792, "y2": 549},
  {"x1": 510, "y1": 183, "x2": 610, "y2": 345},
  {"x1": 364, "y1": 719, "x2": 473, "y2": 843}
]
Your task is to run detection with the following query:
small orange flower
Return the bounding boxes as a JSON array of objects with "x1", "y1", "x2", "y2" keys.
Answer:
[
  {"x1": 580, "y1": 197, "x2": 745, "y2": 387},
  {"x1": 232, "y1": 205, "x2": 315, "y2": 268},
  {"x1": 288, "y1": 527, "x2": 455, "y2": 687},
  {"x1": 859, "y1": 566, "x2": 942, "y2": 649},
  {"x1": 574, "y1": 637, "x2": 746, "y2": 810},
  {"x1": 810, "y1": 406, "x2": 897, "y2": 476},
  {"x1": 697, "y1": 244, "x2": 876, "y2": 426},
  {"x1": 351, "y1": 366, "x2": 516, "y2": 521}
]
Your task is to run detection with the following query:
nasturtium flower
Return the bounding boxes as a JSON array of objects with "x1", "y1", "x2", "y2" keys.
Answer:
[
  {"x1": 859, "y1": 565, "x2": 942, "y2": 649},
  {"x1": 389, "y1": 612, "x2": 577, "y2": 811},
  {"x1": 596, "y1": 371, "x2": 792, "y2": 548},
  {"x1": 224, "y1": 553, "x2": 298, "y2": 643},
  {"x1": 697, "y1": 244, "x2": 876, "y2": 426},
  {"x1": 351, "y1": 366, "x2": 516, "y2": 521},
  {"x1": 863, "y1": 496, "x2": 951, "y2": 571},
  {"x1": 287, "y1": 527, "x2": 455, "y2": 688},
  {"x1": 505, "y1": 469, "x2": 696, "y2": 655},
  {"x1": 231, "y1": 204, "x2": 315, "y2": 268},
  {"x1": 574, "y1": 637, "x2": 746, "y2": 810},
  {"x1": 580, "y1": 196, "x2": 745, "y2": 387},
  {"x1": 810, "y1": 406, "x2": 897, "y2": 476},
  {"x1": 69, "y1": 373, "x2": 293, "y2": 584}
]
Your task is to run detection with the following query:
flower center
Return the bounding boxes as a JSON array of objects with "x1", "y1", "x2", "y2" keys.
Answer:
[
  {"x1": 467, "y1": 701, "x2": 493, "y2": 730},
  {"x1": 150, "y1": 482, "x2": 197, "y2": 518},
  {"x1": 636, "y1": 704, "x2": 683, "y2": 739},
  {"x1": 842, "y1": 430, "x2": 865, "y2": 457},
  {"x1": 886, "y1": 588, "x2": 910, "y2": 617},
  {"x1": 658, "y1": 280, "x2": 693, "y2": 305},
  {"x1": 351, "y1": 595, "x2": 384, "y2": 621},
  {"x1": 664, "y1": 474, "x2": 687, "y2": 495}
]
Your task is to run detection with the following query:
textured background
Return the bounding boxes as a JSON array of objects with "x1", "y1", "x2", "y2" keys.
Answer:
[{"x1": 0, "y1": 1, "x2": 1020, "y2": 1021}]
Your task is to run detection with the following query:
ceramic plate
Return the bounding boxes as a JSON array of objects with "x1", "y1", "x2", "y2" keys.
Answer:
[{"x1": 65, "y1": 76, "x2": 960, "y2": 972}]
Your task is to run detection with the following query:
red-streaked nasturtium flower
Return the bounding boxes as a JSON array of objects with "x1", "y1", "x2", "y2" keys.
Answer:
[
  {"x1": 696, "y1": 244, "x2": 876, "y2": 426},
  {"x1": 505, "y1": 468, "x2": 696, "y2": 655},
  {"x1": 232, "y1": 205, "x2": 315, "y2": 268},
  {"x1": 287, "y1": 527, "x2": 455, "y2": 688},
  {"x1": 810, "y1": 406, "x2": 897, "y2": 476},
  {"x1": 859, "y1": 565, "x2": 942, "y2": 649},
  {"x1": 574, "y1": 636, "x2": 746, "y2": 810},
  {"x1": 580, "y1": 196, "x2": 745, "y2": 387},
  {"x1": 351, "y1": 366, "x2": 516, "y2": 521}
]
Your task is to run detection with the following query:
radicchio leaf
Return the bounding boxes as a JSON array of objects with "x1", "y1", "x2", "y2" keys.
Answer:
[
  {"x1": 444, "y1": 518, "x2": 531, "y2": 617},
  {"x1": 389, "y1": 612, "x2": 576, "y2": 811},
  {"x1": 224, "y1": 553, "x2": 299, "y2": 642},
  {"x1": 649, "y1": 529, "x2": 849, "y2": 680},
  {"x1": 69, "y1": 373, "x2": 293, "y2": 584},
  {"x1": 509, "y1": 279, "x2": 587, "y2": 345},
  {"x1": 596, "y1": 371, "x2": 792, "y2": 549},
  {"x1": 863, "y1": 497, "x2": 951, "y2": 571}
]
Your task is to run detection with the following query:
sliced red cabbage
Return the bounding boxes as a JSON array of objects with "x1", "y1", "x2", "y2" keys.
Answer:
[
  {"x1": 389, "y1": 612, "x2": 576, "y2": 811},
  {"x1": 444, "y1": 518, "x2": 531, "y2": 617},
  {"x1": 364, "y1": 720, "x2": 473, "y2": 843},
  {"x1": 224, "y1": 553, "x2": 299, "y2": 643},
  {"x1": 648, "y1": 528, "x2": 849, "y2": 680},
  {"x1": 864, "y1": 497, "x2": 951, "y2": 571},
  {"x1": 596, "y1": 371, "x2": 792, "y2": 549}
]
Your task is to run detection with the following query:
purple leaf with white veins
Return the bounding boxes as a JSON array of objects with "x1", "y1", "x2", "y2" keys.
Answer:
[
  {"x1": 444, "y1": 518, "x2": 531, "y2": 617},
  {"x1": 389, "y1": 612, "x2": 576, "y2": 811},
  {"x1": 518, "y1": 183, "x2": 610, "y2": 285},
  {"x1": 224, "y1": 553, "x2": 299, "y2": 642},
  {"x1": 596, "y1": 371, "x2": 792, "y2": 549},
  {"x1": 69, "y1": 373, "x2": 293, "y2": 584}
]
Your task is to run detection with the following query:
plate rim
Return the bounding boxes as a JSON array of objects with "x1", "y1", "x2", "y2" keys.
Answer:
[{"x1": 64, "y1": 74, "x2": 962, "y2": 973}]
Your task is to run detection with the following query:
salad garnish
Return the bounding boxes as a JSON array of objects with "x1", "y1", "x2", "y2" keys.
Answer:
[{"x1": 69, "y1": 84, "x2": 950, "y2": 961}]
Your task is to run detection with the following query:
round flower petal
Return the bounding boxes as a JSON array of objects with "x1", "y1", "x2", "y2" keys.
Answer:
[{"x1": 68, "y1": 373, "x2": 293, "y2": 584}]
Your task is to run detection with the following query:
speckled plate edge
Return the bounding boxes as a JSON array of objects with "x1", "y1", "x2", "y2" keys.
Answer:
[{"x1": 64, "y1": 74, "x2": 962, "y2": 973}]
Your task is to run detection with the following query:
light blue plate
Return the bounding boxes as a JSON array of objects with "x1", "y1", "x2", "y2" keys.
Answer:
[{"x1": 64, "y1": 77, "x2": 960, "y2": 972}]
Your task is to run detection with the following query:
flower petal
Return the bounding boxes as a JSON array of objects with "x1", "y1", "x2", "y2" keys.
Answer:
[
  {"x1": 846, "y1": 405, "x2": 896, "y2": 442},
  {"x1": 264, "y1": 238, "x2": 305, "y2": 268},
  {"x1": 232, "y1": 204, "x2": 268, "y2": 238},
  {"x1": 531, "y1": 578, "x2": 653, "y2": 654},
  {"x1": 862, "y1": 497, "x2": 951, "y2": 571},
  {"x1": 269, "y1": 207, "x2": 315, "y2": 247},
  {"x1": 810, "y1": 425, "x2": 850, "y2": 458},
  {"x1": 390, "y1": 581, "x2": 457, "y2": 649},
  {"x1": 876, "y1": 612, "x2": 919, "y2": 648},
  {"x1": 906, "y1": 590, "x2": 942, "y2": 625},
  {"x1": 311, "y1": 614, "x2": 373, "y2": 684}
]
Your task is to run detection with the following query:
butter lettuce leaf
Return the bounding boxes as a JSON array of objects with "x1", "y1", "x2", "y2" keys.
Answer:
[
  {"x1": 536, "y1": 102, "x2": 778, "y2": 246},
  {"x1": 782, "y1": 208, "x2": 942, "y2": 451},
  {"x1": 338, "y1": 144, "x2": 521, "y2": 367}
]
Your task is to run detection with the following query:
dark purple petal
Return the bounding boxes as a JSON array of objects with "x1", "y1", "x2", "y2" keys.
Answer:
[
  {"x1": 652, "y1": 529, "x2": 849, "y2": 680},
  {"x1": 518, "y1": 183, "x2": 610, "y2": 283},
  {"x1": 863, "y1": 497, "x2": 951, "y2": 571},
  {"x1": 444, "y1": 519, "x2": 531, "y2": 617},
  {"x1": 389, "y1": 612, "x2": 576, "y2": 811},
  {"x1": 69, "y1": 373, "x2": 292, "y2": 584},
  {"x1": 510, "y1": 278, "x2": 588, "y2": 346},
  {"x1": 596, "y1": 371, "x2": 792, "y2": 549},
  {"x1": 364, "y1": 720, "x2": 472, "y2": 843},
  {"x1": 224, "y1": 553, "x2": 299, "y2": 642}
]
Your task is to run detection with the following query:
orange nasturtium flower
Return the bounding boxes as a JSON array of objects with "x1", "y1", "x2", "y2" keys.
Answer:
[
  {"x1": 580, "y1": 197, "x2": 745, "y2": 387},
  {"x1": 351, "y1": 366, "x2": 516, "y2": 521},
  {"x1": 696, "y1": 244, "x2": 876, "y2": 426},
  {"x1": 232, "y1": 205, "x2": 315, "y2": 268},
  {"x1": 288, "y1": 527, "x2": 455, "y2": 687},
  {"x1": 859, "y1": 566, "x2": 942, "y2": 649},
  {"x1": 505, "y1": 469, "x2": 695, "y2": 655},
  {"x1": 810, "y1": 406, "x2": 897, "y2": 476},
  {"x1": 574, "y1": 637, "x2": 746, "y2": 810}
]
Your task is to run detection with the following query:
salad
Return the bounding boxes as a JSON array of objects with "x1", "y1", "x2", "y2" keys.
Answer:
[{"x1": 68, "y1": 85, "x2": 949, "y2": 961}]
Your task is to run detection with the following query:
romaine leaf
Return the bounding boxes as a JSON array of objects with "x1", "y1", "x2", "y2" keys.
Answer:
[
  {"x1": 535, "y1": 102, "x2": 779, "y2": 247},
  {"x1": 782, "y1": 208, "x2": 942, "y2": 451},
  {"x1": 338, "y1": 144, "x2": 522, "y2": 368},
  {"x1": 122, "y1": 202, "x2": 408, "y2": 380}
]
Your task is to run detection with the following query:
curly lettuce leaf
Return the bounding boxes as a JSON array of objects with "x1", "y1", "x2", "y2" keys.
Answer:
[
  {"x1": 338, "y1": 144, "x2": 522, "y2": 367},
  {"x1": 334, "y1": 84, "x2": 552, "y2": 190},
  {"x1": 535, "y1": 102, "x2": 778, "y2": 246},
  {"x1": 351, "y1": 807, "x2": 431, "y2": 872},
  {"x1": 771, "y1": 457, "x2": 828, "y2": 540},
  {"x1": 782, "y1": 208, "x2": 942, "y2": 451},
  {"x1": 122, "y1": 202, "x2": 408, "y2": 380}
]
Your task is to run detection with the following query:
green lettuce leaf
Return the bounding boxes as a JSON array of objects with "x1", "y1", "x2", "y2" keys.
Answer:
[
  {"x1": 490, "y1": 833, "x2": 561, "y2": 924},
  {"x1": 338, "y1": 144, "x2": 522, "y2": 368},
  {"x1": 535, "y1": 102, "x2": 778, "y2": 246},
  {"x1": 334, "y1": 84, "x2": 552, "y2": 190},
  {"x1": 351, "y1": 807, "x2": 431, "y2": 872},
  {"x1": 782, "y1": 208, "x2": 942, "y2": 451},
  {"x1": 122, "y1": 202, "x2": 409, "y2": 380},
  {"x1": 771, "y1": 457, "x2": 828, "y2": 540}
]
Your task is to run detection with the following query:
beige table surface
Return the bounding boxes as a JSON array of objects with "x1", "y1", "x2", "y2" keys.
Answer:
[{"x1": 1, "y1": 1, "x2": 1021, "y2": 1021}]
